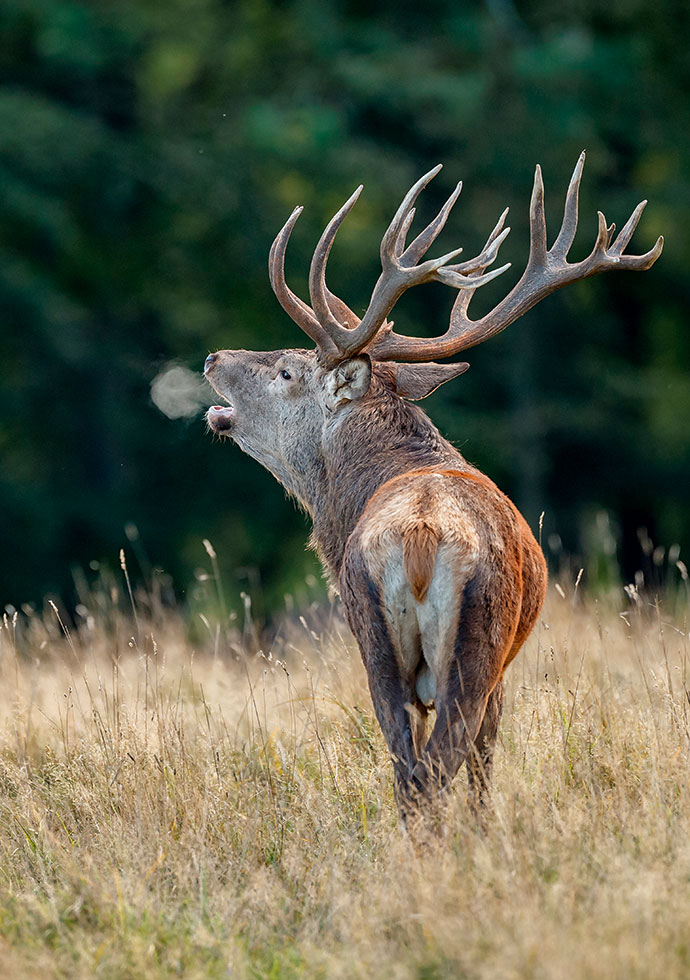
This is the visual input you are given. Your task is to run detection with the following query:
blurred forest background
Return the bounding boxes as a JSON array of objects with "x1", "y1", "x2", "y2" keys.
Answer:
[{"x1": 1, "y1": 0, "x2": 688, "y2": 614}]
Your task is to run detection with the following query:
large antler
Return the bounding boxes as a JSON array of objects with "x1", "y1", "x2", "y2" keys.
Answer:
[
  {"x1": 268, "y1": 167, "x2": 511, "y2": 364},
  {"x1": 269, "y1": 153, "x2": 663, "y2": 365},
  {"x1": 368, "y1": 151, "x2": 664, "y2": 362}
]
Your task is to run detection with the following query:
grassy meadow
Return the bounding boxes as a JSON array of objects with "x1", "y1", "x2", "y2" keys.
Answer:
[{"x1": 1, "y1": 566, "x2": 690, "y2": 979}]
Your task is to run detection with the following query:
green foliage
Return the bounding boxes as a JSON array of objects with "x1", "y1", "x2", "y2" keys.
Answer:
[{"x1": 0, "y1": 0, "x2": 688, "y2": 608}]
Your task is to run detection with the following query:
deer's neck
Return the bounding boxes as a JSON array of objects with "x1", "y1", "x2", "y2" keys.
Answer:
[{"x1": 308, "y1": 389, "x2": 470, "y2": 580}]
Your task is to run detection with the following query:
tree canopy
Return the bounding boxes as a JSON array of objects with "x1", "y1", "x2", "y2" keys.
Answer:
[{"x1": 1, "y1": 0, "x2": 688, "y2": 610}]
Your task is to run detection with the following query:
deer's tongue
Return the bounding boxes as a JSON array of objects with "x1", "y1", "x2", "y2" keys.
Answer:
[{"x1": 207, "y1": 405, "x2": 234, "y2": 433}]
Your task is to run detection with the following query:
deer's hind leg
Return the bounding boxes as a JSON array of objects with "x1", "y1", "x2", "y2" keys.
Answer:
[
  {"x1": 464, "y1": 536, "x2": 546, "y2": 807},
  {"x1": 340, "y1": 542, "x2": 427, "y2": 814},
  {"x1": 415, "y1": 567, "x2": 521, "y2": 801},
  {"x1": 466, "y1": 679, "x2": 504, "y2": 809}
]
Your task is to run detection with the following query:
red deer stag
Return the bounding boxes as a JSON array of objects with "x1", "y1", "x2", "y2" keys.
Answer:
[{"x1": 204, "y1": 153, "x2": 662, "y2": 815}]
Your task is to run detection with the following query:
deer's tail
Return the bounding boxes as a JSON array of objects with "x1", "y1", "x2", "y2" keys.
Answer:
[{"x1": 402, "y1": 523, "x2": 439, "y2": 603}]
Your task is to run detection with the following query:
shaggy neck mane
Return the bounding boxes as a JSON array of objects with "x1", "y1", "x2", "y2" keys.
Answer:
[{"x1": 309, "y1": 374, "x2": 472, "y2": 578}]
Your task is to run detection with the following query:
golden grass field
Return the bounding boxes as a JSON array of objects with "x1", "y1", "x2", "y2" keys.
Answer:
[{"x1": 1, "y1": 568, "x2": 689, "y2": 979}]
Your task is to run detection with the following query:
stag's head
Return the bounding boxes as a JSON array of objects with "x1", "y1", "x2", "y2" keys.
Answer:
[{"x1": 204, "y1": 154, "x2": 662, "y2": 498}]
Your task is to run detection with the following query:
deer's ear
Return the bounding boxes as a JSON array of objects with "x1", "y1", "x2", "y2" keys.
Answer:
[
  {"x1": 325, "y1": 356, "x2": 372, "y2": 411},
  {"x1": 392, "y1": 361, "x2": 470, "y2": 401}
]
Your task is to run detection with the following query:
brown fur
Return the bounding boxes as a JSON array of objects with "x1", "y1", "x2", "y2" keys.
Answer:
[
  {"x1": 340, "y1": 463, "x2": 546, "y2": 811},
  {"x1": 205, "y1": 348, "x2": 547, "y2": 816},
  {"x1": 402, "y1": 523, "x2": 439, "y2": 603}
]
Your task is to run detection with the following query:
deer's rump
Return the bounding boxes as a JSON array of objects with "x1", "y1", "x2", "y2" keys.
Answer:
[{"x1": 341, "y1": 468, "x2": 547, "y2": 706}]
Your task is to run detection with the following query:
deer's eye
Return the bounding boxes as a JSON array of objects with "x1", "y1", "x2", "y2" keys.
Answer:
[{"x1": 279, "y1": 369, "x2": 292, "y2": 381}]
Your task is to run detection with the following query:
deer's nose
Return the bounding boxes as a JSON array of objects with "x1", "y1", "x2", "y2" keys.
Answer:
[{"x1": 204, "y1": 353, "x2": 218, "y2": 373}]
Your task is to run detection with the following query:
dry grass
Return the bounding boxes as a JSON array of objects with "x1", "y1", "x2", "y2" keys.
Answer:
[{"x1": 1, "y1": 575, "x2": 690, "y2": 979}]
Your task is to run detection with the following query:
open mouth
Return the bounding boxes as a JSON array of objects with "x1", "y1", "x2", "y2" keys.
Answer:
[{"x1": 206, "y1": 404, "x2": 234, "y2": 435}]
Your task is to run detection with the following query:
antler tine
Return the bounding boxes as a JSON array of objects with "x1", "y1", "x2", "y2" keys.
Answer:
[
  {"x1": 430, "y1": 210, "x2": 512, "y2": 333},
  {"x1": 609, "y1": 223, "x2": 663, "y2": 270},
  {"x1": 627, "y1": 234, "x2": 664, "y2": 269},
  {"x1": 395, "y1": 208, "x2": 417, "y2": 254},
  {"x1": 528, "y1": 163, "x2": 548, "y2": 267},
  {"x1": 269, "y1": 189, "x2": 383, "y2": 357},
  {"x1": 369, "y1": 154, "x2": 663, "y2": 363},
  {"x1": 308, "y1": 186, "x2": 363, "y2": 340},
  {"x1": 380, "y1": 165, "x2": 443, "y2": 261},
  {"x1": 401, "y1": 181, "x2": 463, "y2": 266},
  {"x1": 330, "y1": 167, "x2": 508, "y2": 360},
  {"x1": 551, "y1": 150, "x2": 585, "y2": 258},
  {"x1": 484, "y1": 207, "x2": 511, "y2": 252},
  {"x1": 268, "y1": 207, "x2": 338, "y2": 352},
  {"x1": 365, "y1": 204, "x2": 512, "y2": 359},
  {"x1": 610, "y1": 200, "x2": 646, "y2": 256},
  {"x1": 436, "y1": 208, "x2": 510, "y2": 280},
  {"x1": 592, "y1": 210, "x2": 611, "y2": 256},
  {"x1": 435, "y1": 259, "x2": 512, "y2": 291},
  {"x1": 432, "y1": 210, "x2": 512, "y2": 326}
]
